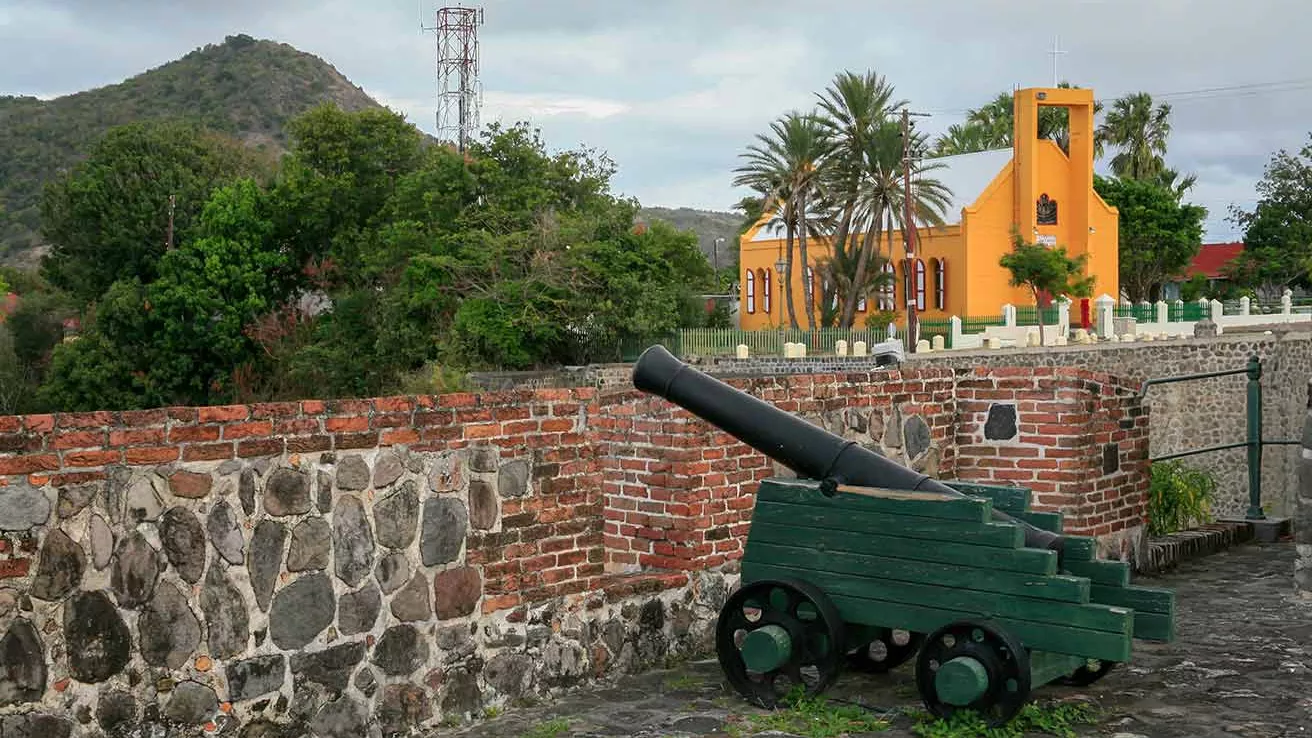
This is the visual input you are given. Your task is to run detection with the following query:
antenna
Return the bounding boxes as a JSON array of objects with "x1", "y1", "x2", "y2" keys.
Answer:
[{"x1": 423, "y1": 5, "x2": 484, "y2": 151}]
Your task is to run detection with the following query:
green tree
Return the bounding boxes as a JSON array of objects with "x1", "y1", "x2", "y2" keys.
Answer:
[
  {"x1": 39, "y1": 120, "x2": 271, "y2": 304},
  {"x1": 733, "y1": 111, "x2": 828, "y2": 330},
  {"x1": 999, "y1": 231, "x2": 1095, "y2": 346},
  {"x1": 1094, "y1": 175, "x2": 1206, "y2": 302},
  {"x1": 1225, "y1": 134, "x2": 1312, "y2": 300},
  {"x1": 1095, "y1": 92, "x2": 1175, "y2": 181}
]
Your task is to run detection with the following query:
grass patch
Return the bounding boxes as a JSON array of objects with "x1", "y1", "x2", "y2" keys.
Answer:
[
  {"x1": 910, "y1": 700, "x2": 1099, "y2": 738},
  {"x1": 725, "y1": 693, "x2": 891, "y2": 738},
  {"x1": 663, "y1": 672, "x2": 703, "y2": 691},
  {"x1": 519, "y1": 717, "x2": 571, "y2": 738}
]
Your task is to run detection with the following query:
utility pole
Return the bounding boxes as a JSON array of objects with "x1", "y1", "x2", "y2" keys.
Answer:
[{"x1": 901, "y1": 107, "x2": 930, "y2": 352}]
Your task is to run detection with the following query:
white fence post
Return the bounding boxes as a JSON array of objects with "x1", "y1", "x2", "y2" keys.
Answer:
[
  {"x1": 1284, "y1": 289, "x2": 1294, "y2": 316},
  {"x1": 1095, "y1": 294, "x2": 1115, "y2": 339},
  {"x1": 1210, "y1": 298, "x2": 1224, "y2": 323},
  {"x1": 1003, "y1": 304, "x2": 1017, "y2": 328},
  {"x1": 950, "y1": 316, "x2": 963, "y2": 348},
  {"x1": 1155, "y1": 300, "x2": 1169, "y2": 325},
  {"x1": 1240, "y1": 295, "x2": 1251, "y2": 316}
]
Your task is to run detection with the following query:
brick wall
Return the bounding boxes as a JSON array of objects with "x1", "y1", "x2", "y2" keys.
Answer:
[{"x1": 0, "y1": 365, "x2": 1148, "y2": 733}]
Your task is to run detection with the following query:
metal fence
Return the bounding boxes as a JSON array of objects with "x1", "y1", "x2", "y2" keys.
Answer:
[{"x1": 616, "y1": 327, "x2": 893, "y2": 361}]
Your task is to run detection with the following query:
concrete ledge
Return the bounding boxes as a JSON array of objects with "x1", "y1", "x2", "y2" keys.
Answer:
[{"x1": 1137, "y1": 520, "x2": 1255, "y2": 574}]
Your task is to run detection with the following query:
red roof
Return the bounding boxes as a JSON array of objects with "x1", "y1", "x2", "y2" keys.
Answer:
[
  {"x1": 1185, "y1": 242, "x2": 1245, "y2": 279},
  {"x1": 0, "y1": 293, "x2": 17, "y2": 318}
]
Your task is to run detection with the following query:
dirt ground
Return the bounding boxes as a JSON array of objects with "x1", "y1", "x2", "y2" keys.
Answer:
[{"x1": 435, "y1": 542, "x2": 1312, "y2": 738}]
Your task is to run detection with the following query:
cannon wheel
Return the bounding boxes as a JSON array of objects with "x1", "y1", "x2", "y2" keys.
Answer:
[
  {"x1": 915, "y1": 620, "x2": 1032, "y2": 727},
  {"x1": 715, "y1": 578, "x2": 846, "y2": 709},
  {"x1": 1057, "y1": 659, "x2": 1116, "y2": 687},
  {"x1": 846, "y1": 629, "x2": 924, "y2": 673}
]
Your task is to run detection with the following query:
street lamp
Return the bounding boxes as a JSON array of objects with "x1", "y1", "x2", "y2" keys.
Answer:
[
  {"x1": 714, "y1": 237, "x2": 725, "y2": 272},
  {"x1": 775, "y1": 257, "x2": 788, "y2": 331}
]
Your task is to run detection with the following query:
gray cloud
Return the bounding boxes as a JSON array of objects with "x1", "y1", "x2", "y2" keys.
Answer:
[{"x1": 4, "y1": 0, "x2": 1312, "y2": 239}]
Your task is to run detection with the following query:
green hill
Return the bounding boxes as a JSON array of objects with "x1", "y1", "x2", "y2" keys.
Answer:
[
  {"x1": 638, "y1": 206, "x2": 745, "y2": 275},
  {"x1": 0, "y1": 34, "x2": 383, "y2": 268}
]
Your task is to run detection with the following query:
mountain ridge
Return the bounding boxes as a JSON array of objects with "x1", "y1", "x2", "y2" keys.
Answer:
[{"x1": 0, "y1": 34, "x2": 384, "y2": 267}]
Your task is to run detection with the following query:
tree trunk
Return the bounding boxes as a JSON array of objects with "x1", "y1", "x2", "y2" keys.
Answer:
[
  {"x1": 797, "y1": 192, "x2": 816, "y2": 331},
  {"x1": 840, "y1": 208, "x2": 882, "y2": 327},
  {"x1": 783, "y1": 208, "x2": 799, "y2": 330}
]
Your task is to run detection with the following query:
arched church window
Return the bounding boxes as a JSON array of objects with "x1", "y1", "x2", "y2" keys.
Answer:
[
  {"x1": 934, "y1": 259, "x2": 946, "y2": 310},
  {"x1": 878, "y1": 263, "x2": 895, "y2": 311},
  {"x1": 745, "y1": 271, "x2": 756, "y2": 314},
  {"x1": 760, "y1": 269, "x2": 771, "y2": 314},
  {"x1": 914, "y1": 260, "x2": 927, "y2": 311}
]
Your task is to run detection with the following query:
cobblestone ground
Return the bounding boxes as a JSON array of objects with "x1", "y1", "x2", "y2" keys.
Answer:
[{"x1": 436, "y1": 542, "x2": 1312, "y2": 738}]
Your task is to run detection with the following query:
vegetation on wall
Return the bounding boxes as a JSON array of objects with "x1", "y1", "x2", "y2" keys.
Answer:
[{"x1": 1146, "y1": 460, "x2": 1217, "y2": 536}]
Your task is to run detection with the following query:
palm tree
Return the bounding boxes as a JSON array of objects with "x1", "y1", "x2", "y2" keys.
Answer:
[
  {"x1": 1096, "y1": 92, "x2": 1174, "y2": 180},
  {"x1": 814, "y1": 71, "x2": 914, "y2": 327},
  {"x1": 932, "y1": 123, "x2": 994, "y2": 157},
  {"x1": 732, "y1": 112, "x2": 828, "y2": 330},
  {"x1": 934, "y1": 83, "x2": 1104, "y2": 156}
]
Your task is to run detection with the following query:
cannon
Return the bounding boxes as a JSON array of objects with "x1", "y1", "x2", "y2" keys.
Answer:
[{"x1": 632, "y1": 345, "x2": 1175, "y2": 726}]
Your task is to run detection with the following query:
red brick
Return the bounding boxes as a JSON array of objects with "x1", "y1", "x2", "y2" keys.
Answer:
[
  {"x1": 63, "y1": 449, "x2": 122, "y2": 468},
  {"x1": 325, "y1": 416, "x2": 369, "y2": 433},
  {"x1": 0, "y1": 559, "x2": 30, "y2": 579},
  {"x1": 465, "y1": 423, "x2": 501, "y2": 439},
  {"x1": 124, "y1": 447, "x2": 181, "y2": 464},
  {"x1": 110, "y1": 428, "x2": 166, "y2": 447},
  {"x1": 300, "y1": 400, "x2": 327, "y2": 414},
  {"x1": 170, "y1": 425, "x2": 220, "y2": 443},
  {"x1": 334, "y1": 432, "x2": 379, "y2": 449},
  {"x1": 222, "y1": 421, "x2": 274, "y2": 440},
  {"x1": 57, "y1": 411, "x2": 116, "y2": 428},
  {"x1": 182, "y1": 443, "x2": 234, "y2": 461},
  {"x1": 198, "y1": 405, "x2": 250, "y2": 423},
  {"x1": 381, "y1": 429, "x2": 420, "y2": 445},
  {"x1": 0, "y1": 417, "x2": 19, "y2": 433},
  {"x1": 374, "y1": 396, "x2": 415, "y2": 413},
  {"x1": 287, "y1": 436, "x2": 332, "y2": 453},
  {"x1": 23, "y1": 415, "x2": 54, "y2": 433},
  {"x1": 238, "y1": 438, "x2": 286, "y2": 457}
]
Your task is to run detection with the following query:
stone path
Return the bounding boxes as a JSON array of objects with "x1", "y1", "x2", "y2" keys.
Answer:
[{"x1": 435, "y1": 542, "x2": 1312, "y2": 738}]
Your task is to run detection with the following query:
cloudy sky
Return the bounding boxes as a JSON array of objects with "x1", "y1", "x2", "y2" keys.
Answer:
[{"x1": 4, "y1": 0, "x2": 1311, "y2": 241}]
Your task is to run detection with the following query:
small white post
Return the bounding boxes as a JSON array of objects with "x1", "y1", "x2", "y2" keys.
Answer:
[
  {"x1": 835, "y1": 340, "x2": 848, "y2": 357},
  {"x1": 852, "y1": 340, "x2": 867, "y2": 357},
  {"x1": 1003, "y1": 304, "x2": 1017, "y2": 328},
  {"x1": 1094, "y1": 294, "x2": 1115, "y2": 339},
  {"x1": 1240, "y1": 295, "x2": 1251, "y2": 316},
  {"x1": 1056, "y1": 299, "x2": 1071, "y2": 336},
  {"x1": 931, "y1": 334, "x2": 946, "y2": 351},
  {"x1": 1155, "y1": 300, "x2": 1169, "y2": 326},
  {"x1": 949, "y1": 316, "x2": 963, "y2": 348},
  {"x1": 1283, "y1": 289, "x2": 1294, "y2": 316},
  {"x1": 736, "y1": 344, "x2": 750, "y2": 359},
  {"x1": 1210, "y1": 298, "x2": 1224, "y2": 323},
  {"x1": 916, "y1": 339, "x2": 932, "y2": 353},
  {"x1": 1173, "y1": 300, "x2": 1184, "y2": 322}
]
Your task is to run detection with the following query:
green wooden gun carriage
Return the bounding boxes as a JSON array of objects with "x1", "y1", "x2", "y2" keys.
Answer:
[{"x1": 633, "y1": 346, "x2": 1175, "y2": 726}]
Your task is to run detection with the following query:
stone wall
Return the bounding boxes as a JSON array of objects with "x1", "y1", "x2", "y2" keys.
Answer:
[
  {"x1": 0, "y1": 368, "x2": 1146, "y2": 735},
  {"x1": 907, "y1": 330, "x2": 1312, "y2": 519}
]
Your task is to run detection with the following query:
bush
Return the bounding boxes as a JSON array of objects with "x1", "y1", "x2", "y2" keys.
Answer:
[{"x1": 1147, "y1": 460, "x2": 1217, "y2": 536}]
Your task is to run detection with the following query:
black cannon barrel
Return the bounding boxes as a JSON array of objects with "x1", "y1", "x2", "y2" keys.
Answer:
[{"x1": 632, "y1": 345, "x2": 1065, "y2": 558}]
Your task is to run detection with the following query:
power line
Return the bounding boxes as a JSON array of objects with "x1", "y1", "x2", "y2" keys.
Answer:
[{"x1": 922, "y1": 76, "x2": 1312, "y2": 117}]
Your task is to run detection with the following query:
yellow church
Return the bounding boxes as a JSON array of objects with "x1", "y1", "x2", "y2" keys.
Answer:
[{"x1": 737, "y1": 87, "x2": 1119, "y2": 328}]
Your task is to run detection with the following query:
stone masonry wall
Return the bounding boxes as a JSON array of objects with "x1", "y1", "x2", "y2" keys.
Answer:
[{"x1": 0, "y1": 368, "x2": 1146, "y2": 736}]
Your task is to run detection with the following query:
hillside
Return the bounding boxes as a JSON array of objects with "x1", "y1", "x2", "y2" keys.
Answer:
[
  {"x1": 638, "y1": 206, "x2": 745, "y2": 274},
  {"x1": 0, "y1": 34, "x2": 383, "y2": 267}
]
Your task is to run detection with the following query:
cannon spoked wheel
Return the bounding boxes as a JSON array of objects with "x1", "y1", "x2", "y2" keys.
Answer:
[
  {"x1": 1058, "y1": 659, "x2": 1116, "y2": 686},
  {"x1": 715, "y1": 578, "x2": 846, "y2": 709},
  {"x1": 915, "y1": 620, "x2": 1032, "y2": 727},
  {"x1": 846, "y1": 629, "x2": 924, "y2": 673}
]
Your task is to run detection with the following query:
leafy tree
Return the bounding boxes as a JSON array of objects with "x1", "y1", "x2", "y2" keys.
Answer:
[
  {"x1": 42, "y1": 178, "x2": 288, "y2": 408},
  {"x1": 1225, "y1": 134, "x2": 1312, "y2": 300},
  {"x1": 999, "y1": 231, "x2": 1095, "y2": 345},
  {"x1": 733, "y1": 112, "x2": 828, "y2": 330},
  {"x1": 39, "y1": 120, "x2": 272, "y2": 304},
  {"x1": 1094, "y1": 175, "x2": 1206, "y2": 302},
  {"x1": 1095, "y1": 92, "x2": 1175, "y2": 181}
]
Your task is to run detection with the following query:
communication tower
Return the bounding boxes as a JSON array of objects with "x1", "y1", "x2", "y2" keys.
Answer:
[{"x1": 424, "y1": 5, "x2": 484, "y2": 151}]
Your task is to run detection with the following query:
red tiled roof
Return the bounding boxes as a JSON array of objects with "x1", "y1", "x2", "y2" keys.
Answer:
[
  {"x1": 1185, "y1": 242, "x2": 1245, "y2": 279},
  {"x1": 0, "y1": 293, "x2": 17, "y2": 317}
]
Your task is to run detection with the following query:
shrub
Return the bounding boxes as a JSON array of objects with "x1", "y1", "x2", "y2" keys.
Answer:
[{"x1": 1146, "y1": 460, "x2": 1217, "y2": 536}]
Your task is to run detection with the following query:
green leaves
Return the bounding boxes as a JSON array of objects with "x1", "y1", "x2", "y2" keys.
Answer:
[
  {"x1": 1226, "y1": 135, "x2": 1312, "y2": 298},
  {"x1": 1094, "y1": 175, "x2": 1206, "y2": 302}
]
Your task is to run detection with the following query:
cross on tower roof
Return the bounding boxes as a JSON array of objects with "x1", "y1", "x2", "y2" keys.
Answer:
[{"x1": 1048, "y1": 36, "x2": 1067, "y2": 88}]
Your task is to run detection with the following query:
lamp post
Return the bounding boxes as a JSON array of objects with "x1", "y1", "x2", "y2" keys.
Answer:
[{"x1": 714, "y1": 237, "x2": 724, "y2": 273}]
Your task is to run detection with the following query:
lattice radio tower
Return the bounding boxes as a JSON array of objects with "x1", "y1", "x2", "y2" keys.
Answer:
[{"x1": 424, "y1": 5, "x2": 484, "y2": 151}]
